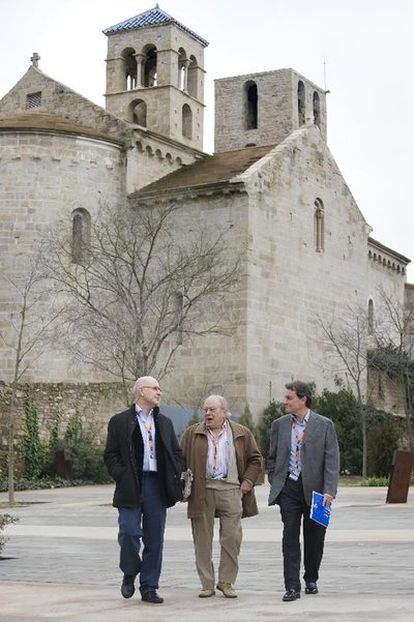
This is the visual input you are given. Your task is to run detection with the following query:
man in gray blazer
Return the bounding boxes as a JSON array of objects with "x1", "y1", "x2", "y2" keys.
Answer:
[{"x1": 268, "y1": 381, "x2": 339, "y2": 602}]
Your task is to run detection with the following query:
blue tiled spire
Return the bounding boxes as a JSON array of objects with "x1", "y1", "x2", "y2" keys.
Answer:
[{"x1": 103, "y1": 5, "x2": 208, "y2": 47}]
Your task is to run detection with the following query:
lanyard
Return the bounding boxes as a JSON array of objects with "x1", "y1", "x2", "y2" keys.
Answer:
[
  {"x1": 143, "y1": 421, "x2": 155, "y2": 459},
  {"x1": 207, "y1": 426, "x2": 226, "y2": 476},
  {"x1": 292, "y1": 419, "x2": 306, "y2": 465}
]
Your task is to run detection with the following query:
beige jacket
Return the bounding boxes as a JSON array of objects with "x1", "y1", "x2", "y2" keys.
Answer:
[{"x1": 180, "y1": 420, "x2": 263, "y2": 519}]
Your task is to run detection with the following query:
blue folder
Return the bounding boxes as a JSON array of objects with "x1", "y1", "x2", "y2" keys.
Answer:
[{"x1": 310, "y1": 491, "x2": 331, "y2": 527}]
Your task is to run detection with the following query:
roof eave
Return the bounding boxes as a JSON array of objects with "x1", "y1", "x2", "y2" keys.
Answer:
[
  {"x1": 129, "y1": 180, "x2": 246, "y2": 203},
  {"x1": 368, "y1": 236, "x2": 411, "y2": 265}
]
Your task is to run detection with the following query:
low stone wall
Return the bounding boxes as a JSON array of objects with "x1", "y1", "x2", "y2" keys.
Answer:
[{"x1": 0, "y1": 382, "x2": 127, "y2": 470}]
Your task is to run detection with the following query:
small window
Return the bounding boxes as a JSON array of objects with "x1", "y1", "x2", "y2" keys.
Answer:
[
  {"x1": 122, "y1": 48, "x2": 137, "y2": 90},
  {"x1": 26, "y1": 92, "x2": 42, "y2": 109},
  {"x1": 71, "y1": 208, "x2": 91, "y2": 265},
  {"x1": 178, "y1": 48, "x2": 187, "y2": 90},
  {"x1": 182, "y1": 104, "x2": 192, "y2": 139},
  {"x1": 410, "y1": 330, "x2": 414, "y2": 356},
  {"x1": 297, "y1": 81, "x2": 305, "y2": 126},
  {"x1": 174, "y1": 291, "x2": 184, "y2": 345},
  {"x1": 131, "y1": 99, "x2": 147, "y2": 127},
  {"x1": 244, "y1": 81, "x2": 258, "y2": 130},
  {"x1": 313, "y1": 91, "x2": 321, "y2": 128},
  {"x1": 314, "y1": 198, "x2": 324, "y2": 252},
  {"x1": 143, "y1": 45, "x2": 157, "y2": 87},
  {"x1": 187, "y1": 55, "x2": 198, "y2": 98},
  {"x1": 368, "y1": 299, "x2": 374, "y2": 335}
]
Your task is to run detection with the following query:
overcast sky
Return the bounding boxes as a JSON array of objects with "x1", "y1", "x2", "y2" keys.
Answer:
[{"x1": 1, "y1": 0, "x2": 413, "y2": 280}]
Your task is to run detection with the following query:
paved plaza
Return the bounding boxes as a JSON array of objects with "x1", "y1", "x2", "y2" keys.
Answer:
[{"x1": 0, "y1": 483, "x2": 413, "y2": 621}]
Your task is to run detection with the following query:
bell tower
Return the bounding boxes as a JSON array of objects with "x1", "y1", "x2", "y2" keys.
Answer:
[
  {"x1": 214, "y1": 69, "x2": 327, "y2": 153},
  {"x1": 103, "y1": 5, "x2": 208, "y2": 151}
]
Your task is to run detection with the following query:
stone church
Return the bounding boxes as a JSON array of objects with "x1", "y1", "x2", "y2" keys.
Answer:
[{"x1": 0, "y1": 5, "x2": 411, "y2": 420}]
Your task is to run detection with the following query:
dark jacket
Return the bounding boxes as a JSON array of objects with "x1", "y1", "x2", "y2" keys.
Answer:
[{"x1": 104, "y1": 404, "x2": 184, "y2": 509}]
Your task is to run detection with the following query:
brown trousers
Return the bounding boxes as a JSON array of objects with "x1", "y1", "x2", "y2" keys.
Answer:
[{"x1": 191, "y1": 486, "x2": 243, "y2": 589}]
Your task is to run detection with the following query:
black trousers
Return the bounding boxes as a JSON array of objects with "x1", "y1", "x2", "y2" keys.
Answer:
[{"x1": 277, "y1": 476, "x2": 326, "y2": 591}]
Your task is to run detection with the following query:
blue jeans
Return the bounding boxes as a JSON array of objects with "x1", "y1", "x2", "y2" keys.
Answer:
[{"x1": 118, "y1": 473, "x2": 167, "y2": 595}]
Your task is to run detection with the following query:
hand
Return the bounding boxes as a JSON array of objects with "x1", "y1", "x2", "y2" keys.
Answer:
[
  {"x1": 323, "y1": 494, "x2": 333, "y2": 507},
  {"x1": 240, "y1": 480, "x2": 253, "y2": 495}
]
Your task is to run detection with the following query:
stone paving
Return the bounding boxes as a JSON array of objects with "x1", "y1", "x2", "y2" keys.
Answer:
[{"x1": 0, "y1": 484, "x2": 413, "y2": 621}]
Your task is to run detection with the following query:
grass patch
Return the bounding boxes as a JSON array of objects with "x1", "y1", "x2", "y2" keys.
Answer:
[
  {"x1": 360, "y1": 476, "x2": 389, "y2": 487},
  {"x1": 0, "y1": 477, "x2": 111, "y2": 493}
]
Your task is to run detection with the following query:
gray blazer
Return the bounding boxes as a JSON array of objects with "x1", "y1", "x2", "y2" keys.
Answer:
[{"x1": 267, "y1": 411, "x2": 340, "y2": 506}]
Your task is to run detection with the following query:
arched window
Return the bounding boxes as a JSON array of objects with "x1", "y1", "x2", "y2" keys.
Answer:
[
  {"x1": 314, "y1": 198, "x2": 324, "y2": 252},
  {"x1": 244, "y1": 81, "x2": 258, "y2": 130},
  {"x1": 143, "y1": 45, "x2": 157, "y2": 87},
  {"x1": 71, "y1": 208, "x2": 91, "y2": 265},
  {"x1": 178, "y1": 48, "x2": 187, "y2": 90},
  {"x1": 130, "y1": 99, "x2": 147, "y2": 126},
  {"x1": 174, "y1": 291, "x2": 184, "y2": 345},
  {"x1": 297, "y1": 80, "x2": 305, "y2": 126},
  {"x1": 122, "y1": 48, "x2": 137, "y2": 91},
  {"x1": 368, "y1": 299, "x2": 374, "y2": 335},
  {"x1": 182, "y1": 104, "x2": 192, "y2": 139},
  {"x1": 187, "y1": 55, "x2": 198, "y2": 97},
  {"x1": 313, "y1": 91, "x2": 321, "y2": 128}
]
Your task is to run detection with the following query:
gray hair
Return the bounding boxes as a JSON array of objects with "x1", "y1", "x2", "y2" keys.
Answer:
[{"x1": 204, "y1": 394, "x2": 229, "y2": 414}]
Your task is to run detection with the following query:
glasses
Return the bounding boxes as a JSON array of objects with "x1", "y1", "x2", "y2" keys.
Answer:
[{"x1": 142, "y1": 385, "x2": 161, "y2": 391}]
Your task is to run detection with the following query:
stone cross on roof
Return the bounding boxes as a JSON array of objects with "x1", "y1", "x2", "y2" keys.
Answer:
[{"x1": 30, "y1": 52, "x2": 40, "y2": 68}]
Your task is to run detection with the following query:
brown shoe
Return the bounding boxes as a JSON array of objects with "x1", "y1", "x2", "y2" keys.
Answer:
[
  {"x1": 199, "y1": 588, "x2": 215, "y2": 598},
  {"x1": 216, "y1": 582, "x2": 237, "y2": 598}
]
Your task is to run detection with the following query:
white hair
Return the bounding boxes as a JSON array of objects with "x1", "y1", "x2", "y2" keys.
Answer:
[{"x1": 203, "y1": 394, "x2": 229, "y2": 414}]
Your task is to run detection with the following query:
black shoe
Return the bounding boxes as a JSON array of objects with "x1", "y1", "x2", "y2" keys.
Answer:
[
  {"x1": 282, "y1": 588, "x2": 301, "y2": 602},
  {"x1": 141, "y1": 590, "x2": 164, "y2": 604},
  {"x1": 305, "y1": 582, "x2": 318, "y2": 594},
  {"x1": 121, "y1": 574, "x2": 135, "y2": 599}
]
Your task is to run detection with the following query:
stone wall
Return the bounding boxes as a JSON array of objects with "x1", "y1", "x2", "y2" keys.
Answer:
[
  {"x1": 126, "y1": 130, "x2": 201, "y2": 193},
  {"x1": 132, "y1": 189, "x2": 251, "y2": 417},
  {"x1": 0, "y1": 128, "x2": 125, "y2": 384},
  {"x1": 237, "y1": 124, "x2": 406, "y2": 415},
  {"x1": 367, "y1": 369, "x2": 406, "y2": 416},
  {"x1": 0, "y1": 381, "x2": 127, "y2": 472},
  {"x1": 0, "y1": 66, "x2": 130, "y2": 144},
  {"x1": 214, "y1": 69, "x2": 327, "y2": 153}
]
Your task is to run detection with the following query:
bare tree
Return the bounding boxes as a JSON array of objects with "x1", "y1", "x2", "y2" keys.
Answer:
[
  {"x1": 318, "y1": 307, "x2": 370, "y2": 477},
  {"x1": 0, "y1": 248, "x2": 60, "y2": 504},
  {"x1": 45, "y1": 202, "x2": 242, "y2": 403},
  {"x1": 369, "y1": 288, "x2": 414, "y2": 450}
]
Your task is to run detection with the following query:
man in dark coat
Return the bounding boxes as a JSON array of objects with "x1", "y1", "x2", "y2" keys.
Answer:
[
  {"x1": 104, "y1": 376, "x2": 184, "y2": 605},
  {"x1": 268, "y1": 380, "x2": 339, "y2": 602}
]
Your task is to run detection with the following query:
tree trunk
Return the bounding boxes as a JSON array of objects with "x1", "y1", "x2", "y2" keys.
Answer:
[
  {"x1": 361, "y1": 406, "x2": 367, "y2": 478},
  {"x1": 7, "y1": 383, "x2": 17, "y2": 505},
  {"x1": 357, "y1": 392, "x2": 368, "y2": 478}
]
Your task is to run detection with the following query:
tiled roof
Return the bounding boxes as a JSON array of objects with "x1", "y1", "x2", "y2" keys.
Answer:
[
  {"x1": 103, "y1": 5, "x2": 209, "y2": 47},
  {"x1": 130, "y1": 144, "x2": 274, "y2": 198}
]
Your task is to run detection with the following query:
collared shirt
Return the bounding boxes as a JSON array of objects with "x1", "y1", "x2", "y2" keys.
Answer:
[
  {"x1": 288, "y1": 410, "x2": 310, "y2": 481},
  {"x1": 135, "y1": 405, "x2": 157, "y2": 472},
  {"x1": 206, "y1": 420, "x2": 229, "y2": 479}
]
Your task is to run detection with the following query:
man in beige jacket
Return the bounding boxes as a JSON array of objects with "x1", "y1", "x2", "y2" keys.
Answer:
[{"x1": 180, "y1": 395, "x2": 262, "y2": 599}]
